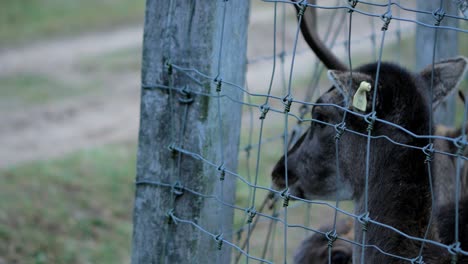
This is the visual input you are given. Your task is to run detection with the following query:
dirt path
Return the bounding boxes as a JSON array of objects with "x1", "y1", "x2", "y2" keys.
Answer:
[
  {"x1": 0, "y1": 27, "x2": 143, "y2": 168},
  {"x1": 0, "y1": 86, "x2": 140, "y2": 168},
  {"x1": 0, "y1": 7, "x2": 415, "y2": 169},
  {"x1": 0, "y1": 27, "x2": 143, "y2": 77}
]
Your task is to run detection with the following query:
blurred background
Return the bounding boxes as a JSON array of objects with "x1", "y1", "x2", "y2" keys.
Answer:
[
  {"x1": 0, "y1": 1, "x2": 466, "y2": 263},
  {"x1": 0, "y1": 1, "x2": 144, "y2": 263}
]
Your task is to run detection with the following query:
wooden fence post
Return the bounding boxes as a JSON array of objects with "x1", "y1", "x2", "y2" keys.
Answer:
[{"x1": 131, "y1": 1, "x2": 249, "y2": 263}]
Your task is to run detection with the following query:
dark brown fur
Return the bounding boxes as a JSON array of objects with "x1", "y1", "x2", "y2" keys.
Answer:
[
  {"x1": 272, "y1": 2, "x2": 468, "y2": 262},
  {"x1": 294, "y1": 219, "x2": 353, "y2": 264},
  {"x1": 294, "y1": 124, "x2": 468, "y2": 263}
]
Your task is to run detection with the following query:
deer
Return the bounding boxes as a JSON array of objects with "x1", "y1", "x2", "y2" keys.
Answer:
[
  {"x1": 270, "y1": 1, "x2": 468, "y2": 263},
  {"x1": 294, "y1": 218, "x2": 354, "y2": 264},
  {"x1": 292, "y1": 124, "x2": 468, "y2": 264}
]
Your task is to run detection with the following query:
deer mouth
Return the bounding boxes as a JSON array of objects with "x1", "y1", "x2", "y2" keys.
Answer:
[
  {"x1": 283, "y1": 181, "x2": 306, "y2": 200},
  {"x1": 271, "y1": 179, "x2": 306, "y2": 199},
  {"x1": 271, "y1": 161, "x2": 300, "y2": 186}
]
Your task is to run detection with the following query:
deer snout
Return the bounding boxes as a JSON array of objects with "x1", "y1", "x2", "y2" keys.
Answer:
[
  {"x1": 271, "y1": 156, "x2": 299, "y2": 190},
  {"x1": 330, "y1": 247, "x2": 352, "y2": 264},
  {"x1": 331, "y1": 251, "x2": 352, "y2": 264}
]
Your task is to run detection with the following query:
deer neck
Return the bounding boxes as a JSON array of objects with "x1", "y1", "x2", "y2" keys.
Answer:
[{"x1": 351, "y1": 146, "x2": 434, "y2": 263}]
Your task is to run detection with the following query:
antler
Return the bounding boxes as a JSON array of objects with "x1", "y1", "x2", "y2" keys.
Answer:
[{"x1": 294, "y1": 0, "x2": 348, "y2": 71}]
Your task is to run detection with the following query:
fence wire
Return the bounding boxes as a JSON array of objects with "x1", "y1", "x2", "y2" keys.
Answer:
[{"x1": 137, "y1": 0, "x2": 468, "y2": 263}]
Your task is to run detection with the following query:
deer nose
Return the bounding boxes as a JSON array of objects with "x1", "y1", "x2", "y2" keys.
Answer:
[
  {"x1": 271, "y1": 158, "x2": 298, "y2": 189},
  {"x1": 331, "y1": 250, "x2": 352, "y2": 264}
]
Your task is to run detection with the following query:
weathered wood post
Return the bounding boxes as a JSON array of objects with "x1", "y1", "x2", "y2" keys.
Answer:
[
  {"x1": 131, "y1": 1, "x2": 249, "y2": 263},
  {"x1": 416, "y1": 0, "x2": 459, "y2": 125}
]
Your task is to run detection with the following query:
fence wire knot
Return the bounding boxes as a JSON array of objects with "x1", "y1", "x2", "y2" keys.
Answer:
[
  {"x1": 217, "y1": 163, "x2": 226, "y2": 181},
  {"x1": 449, "y1": 242, "x2": 461, "y2": 264},
  {"x1": 178, "y1": 86, "x2": 194, "y2": 104},
  {"x1": 214, "y1": 233, "x2": 223, "y2": 250},
  {"x1": 454, "y1": 135, "x2": 467, "y2": 156},
  {"x1": 411, "y1": 256, "x2": 425, "y2": 264},
  {"x1": 364, "y1": 112, "x2": 377, "y2": 132},
  {"x1": 297, "y1": 0, "x2": 308, "y2": 17},
  {"x1": 422, "y1": 143, "x2": 434, "y2": 164},
  {"x1": 280, "y1": 188, "x2": 291, "y2": 207},
  {"x1": 214, "y1": 77, "x2": 223, "y2": 92},
  {"x1": 448, "y1": 242, "x2": 461, "y2": 256},
  {"x1": 358, "y1": 212, "x2": 370, "y2": 232},
  {"x1": 380, "y1": 11, "x2": 392, "y2": 31},
  {"x1": 171, "y1": 181, "x2": 184, "y2": 197},
  {"x1": 334, "y1": 122, "x2": 346, "y2": 141},
  {"x1": 246, "y1": 206, "x2": 257, "y2": 223},
  {"x1": 432, "y1": 7, "x2": 446, "y2": 26},
  {"x1": 283, "y1": 95, "x2": 293, "y2": 113},
  {"x1": 166, "y1": 209, "x2": 178, "y2": 225},
  {"x1": 259, "y1": 104, "x2": 270, "y2": 119},
  {"x1": 348, "y1": 0, "x2": 358, "y2": 13},
  {"x1": 325, "y1": 229, "x2": 338, "y2": 248}
]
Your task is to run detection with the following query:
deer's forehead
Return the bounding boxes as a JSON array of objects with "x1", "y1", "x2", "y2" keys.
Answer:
[{"x1": 316, "y1": 87, "x2": 346, "y2": 106}]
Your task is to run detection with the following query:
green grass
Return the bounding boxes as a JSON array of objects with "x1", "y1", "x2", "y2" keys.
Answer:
[
  {"x1": 0, "y1": 73, "x2": 95, "y2": 110},
  {"x1": 0, "y1": 142, "x2": 136, "y2": 263},
  {"x1": 0, "y1": 74, "x2": 61, "y2": 105},
  {"x1": 0, "y1": 0, "x2": 145, "y2": 47},
  {"x1": 0, "y1": 116, "x2": 349, "y2": 263}
]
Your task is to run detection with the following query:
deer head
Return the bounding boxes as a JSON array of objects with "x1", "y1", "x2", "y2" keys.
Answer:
[{"x1": 271, "y1": 1, "x2": 467, "y2": 203}]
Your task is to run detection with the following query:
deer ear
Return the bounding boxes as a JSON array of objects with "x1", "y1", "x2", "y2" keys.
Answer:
[
  {"x1": 327, "y1": 70, "x2": 374, "y2": 112},
  {"x1": 419, "y1": 56, "x2": 468, "y2": 109}
]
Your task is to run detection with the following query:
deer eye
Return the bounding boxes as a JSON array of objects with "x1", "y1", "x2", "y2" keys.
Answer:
[{"x1": 312, "y1": 112, "x2": 327, "y2": 128}]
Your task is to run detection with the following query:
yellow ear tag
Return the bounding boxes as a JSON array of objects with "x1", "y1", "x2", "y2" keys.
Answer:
[{"x1": 352, "y1": 81, "x2": 372, "y2": 112}]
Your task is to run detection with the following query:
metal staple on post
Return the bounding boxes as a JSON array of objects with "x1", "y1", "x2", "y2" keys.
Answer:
[
  {"x1": 171, "y1": 181, "x2": 184, "y2": 197},
  {"x1": 214, "y1": 77, "x2": 223, "y2": 93},
  {"x1": 166, "y1": 209, "x2": 178, "y2": 225},
  {"x1": 178, "y1": 86, "x2": 194, "y2": 105},
  {"x1": 215, "y1": 233, "x2": 224, "y2": 250},
  {"x1": 218, "y1": 163, "x2": 226, "y2": 181}
]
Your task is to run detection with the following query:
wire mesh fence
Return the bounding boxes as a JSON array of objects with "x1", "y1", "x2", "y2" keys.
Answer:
[{"x1": 136, "y1": 0, "x2": 468, "y2": 263}]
